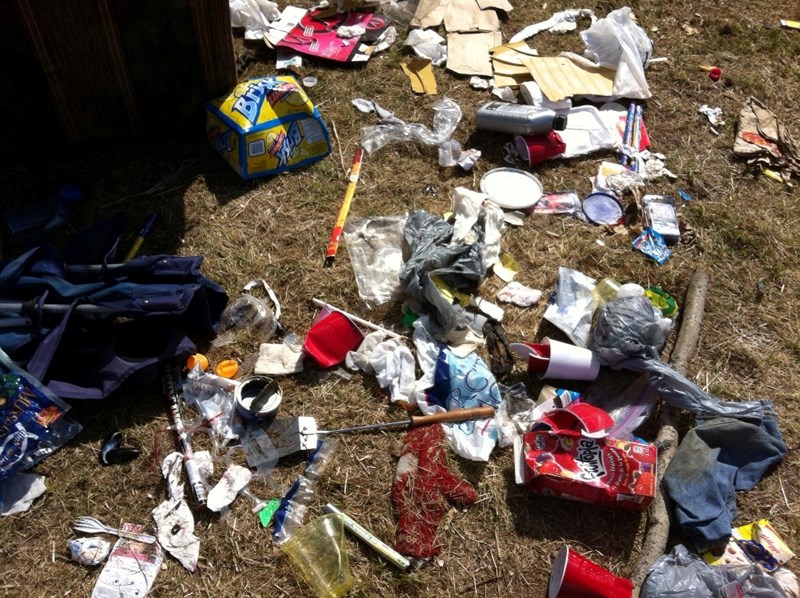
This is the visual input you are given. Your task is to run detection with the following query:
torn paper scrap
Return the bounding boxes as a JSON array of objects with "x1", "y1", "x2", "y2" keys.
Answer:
[
  {"x1": 497, "y1": 282, "x2": 542, "y2": 307},
  {"x1": 402, "y1": 58, "x2": 438, "y2": 94},
  {"x1": 207, "y1": 465, "x2": 252, "y2": 512},
  {"x1": 255, "y1": 343, "x2": 305, "y2": 375},
  {"x1": 91, "y1": 525, "x2": 163, "y2": 598},
  {"x1": 152, "y1": 499, "x2": 200, "y2": 572}
]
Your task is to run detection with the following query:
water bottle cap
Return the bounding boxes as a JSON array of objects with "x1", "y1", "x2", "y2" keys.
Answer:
[{"x1": 58, "y1": 184, "x2": 82, "y2": 203}]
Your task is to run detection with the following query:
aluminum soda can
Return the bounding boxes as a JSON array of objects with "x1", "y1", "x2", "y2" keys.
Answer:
[{"x1": 475, "y1": 102, "x2": 568, "y2": 135}]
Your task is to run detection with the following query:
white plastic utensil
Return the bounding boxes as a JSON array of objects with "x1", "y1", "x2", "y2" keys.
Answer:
[{"x1": 72, "y1": 516, "x2": 156, "y2": 544}]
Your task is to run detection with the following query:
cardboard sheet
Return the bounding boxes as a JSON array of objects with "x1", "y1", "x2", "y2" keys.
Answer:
[
  {"x1": 444, "y1": 0, "x2": 500, "y2": 32},
  {"x1": 477, "y1": 0, "x2": 513, "y2": 11},
  {"x1": 401, "y1": 58, "x2": 438, "y2": 95},
  {"x1": 447, "y1": 31, "x2": 502, "y2": 76},
  {"x1": 519, "y1": 55, "x2": 615, "y2": 101},
  {"x1": 411, "y1": 0, "x2": 448, "y2": 28}
]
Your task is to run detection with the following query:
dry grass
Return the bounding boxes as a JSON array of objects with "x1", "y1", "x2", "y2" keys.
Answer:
[{"x1": 1, "y1": 0, "x2": 799, "y2": 596}]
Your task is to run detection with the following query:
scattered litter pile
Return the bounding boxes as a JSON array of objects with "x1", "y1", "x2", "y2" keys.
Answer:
[{"x1": 1, "y1": 1, "x2": 797, "y2": 597}]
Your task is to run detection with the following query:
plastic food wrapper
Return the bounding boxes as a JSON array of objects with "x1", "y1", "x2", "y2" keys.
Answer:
[
  {"x1": 633, "y1": 227, "x2": 671, "y2": 265},
  {"x1": 403, "y1": 28, "x2": 447, "y2": 66},
  {"x1": 496, "y1": 281, "x2": 542, "y2": 307},
  {"x1": 580, "y1": 7, "x2": 653, "y2": 99},
  {"x1": 642, "y1": 544, "x2": 788, "y2": 598},
  {"x1": 183, "y1": 369, "x2": 240, "y2": 445},
  {"x1": 353, "y1": 97, "x2": 462, "y2": 155},
  {"x1": 343, "y1": 215, "x2": 407, "y2": 305},
  {"x1": 0, "y1": 471, "x2": 46, "y2": 515},
  {"x1": 543, "y1": 267, "x2": 597, "y2": 347},
  {"x1": 517, "y1": 408, "x2": 657, "y2": 511},
  {"x1": 229, "y1": 0, "x2": 280, "y2": 40},
  {"x1": 525, "y1": 190, "x2": 583, "y2": 216},
  {"x1": 68, "y1": 536, "x2": 112, "y2": 566},
  {"x1": 702, "y1": 520, "x2": 794, "y2": 573},
  {"x1": 90, "y1": 524, "x2": 164, "y2": 598},
  {"x1": 205, "y1": 76, "x2": 331, "y2": 179},
  {"x1": 438, "y1": 139, "x2": 481, "y2": 170},
  {"x1": 0, "y1": 348, "x2": 81, "y2": 493}
]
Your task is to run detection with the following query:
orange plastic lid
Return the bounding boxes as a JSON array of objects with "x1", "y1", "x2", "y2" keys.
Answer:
[{"x1": 215, "y1": 359, "x2": 239, "y2": 378}]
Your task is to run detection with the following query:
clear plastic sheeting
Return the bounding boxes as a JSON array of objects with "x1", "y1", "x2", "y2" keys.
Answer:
[
  {"x1": 642, "y1": 545, "x2": 788, "y2": 598},
  {"x1": 354, "y1": 97, "x2": 463, "y2": 155},
  {"x1": 589, "y1": 296, "x2": 778, "y2": 422},
  {"x1": 343, "y1": 215, "x2": 407, "y2": 305}
]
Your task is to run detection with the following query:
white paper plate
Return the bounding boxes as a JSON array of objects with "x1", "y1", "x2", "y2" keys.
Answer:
[{"x1": 480, "y1": 168, "x2": 543, "y2": 210}]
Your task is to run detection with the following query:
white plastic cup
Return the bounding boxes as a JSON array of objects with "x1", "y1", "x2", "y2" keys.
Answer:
[{"x1": 541, "y1": 337, "x2": 600, "y2": 381}]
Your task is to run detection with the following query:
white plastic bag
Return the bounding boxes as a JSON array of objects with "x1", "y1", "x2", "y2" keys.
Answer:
[{"x1": 580, "y1": 7, "x2": 653, "y2": 99}]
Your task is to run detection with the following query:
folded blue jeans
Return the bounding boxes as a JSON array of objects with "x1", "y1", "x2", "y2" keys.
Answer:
[{"x1": 663, "y1": 403, "x2": 786, "y2": 550}]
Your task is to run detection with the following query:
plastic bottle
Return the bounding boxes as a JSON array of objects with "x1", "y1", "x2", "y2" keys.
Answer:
[
  {"x1": 5, "y1": 184, "x2": 82, "y2": 240},
  {"x1": 475, "y1": 102, "x2": 568, "y2": 135}
]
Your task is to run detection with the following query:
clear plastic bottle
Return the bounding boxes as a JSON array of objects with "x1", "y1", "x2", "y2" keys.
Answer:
[{"x1": 475, "y1": 102, "x2": 568, "y2": 135}]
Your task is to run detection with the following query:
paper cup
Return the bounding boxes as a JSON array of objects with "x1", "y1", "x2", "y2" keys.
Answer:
[
  {"x1": 541, "y1": 338, "x2": 600, "y2": 381},
  {"x1": 549, "y1": 546, "x2": 633, "y2": 598}
]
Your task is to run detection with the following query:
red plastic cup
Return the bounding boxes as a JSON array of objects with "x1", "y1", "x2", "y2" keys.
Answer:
[
  {"x1": 514, "y1": 130, "x2": 566, "y2": 166},
  {"x1": 549, "y1": 546, "x2": 633, "y2": 598}
]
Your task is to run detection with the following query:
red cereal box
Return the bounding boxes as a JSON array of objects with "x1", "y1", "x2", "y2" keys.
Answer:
[{"x1": 522, "y1": 429, "x2": 657, "y2": 511}]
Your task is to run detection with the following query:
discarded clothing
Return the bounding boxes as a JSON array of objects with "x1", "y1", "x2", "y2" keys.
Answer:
[
  {"x1": 391, "y1": 424, "x2": 477, "y2": 558},
  {"x1": 663, "y1": 414, "x2": 786, "y2": 550}
]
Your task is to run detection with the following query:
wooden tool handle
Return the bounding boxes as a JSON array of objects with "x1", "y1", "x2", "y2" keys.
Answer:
[{"x1": 409, "y1": 406, "x2": 495, "y2": 427}]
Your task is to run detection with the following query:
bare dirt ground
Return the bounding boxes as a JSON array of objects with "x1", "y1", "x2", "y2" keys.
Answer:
[{"x1": 1, "y1": 0, "x2": 799, "y2": 596}]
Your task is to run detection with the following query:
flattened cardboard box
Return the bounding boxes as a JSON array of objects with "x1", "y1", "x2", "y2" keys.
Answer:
[{"x1": 206, "y1": 76, "x2": 331, "y2": 179}]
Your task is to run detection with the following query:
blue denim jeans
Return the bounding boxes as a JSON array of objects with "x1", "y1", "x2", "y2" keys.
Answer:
[{"x1": 663, "y1": 403, "x2": 787, "y2": 550}]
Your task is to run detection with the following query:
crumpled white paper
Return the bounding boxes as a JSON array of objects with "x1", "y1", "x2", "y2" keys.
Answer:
[
  {"x1": 497, "y1": 282, "x2": 543, "y2": 307},
  {"x1": 698, "y1": 104, "x2": 724, "y2": 125},
  {"x1": 207, "y1": 464, "x2": 252, "y2": 512},
  {"x1": 153, "y1": 452, "x2": 201, "y2": 572}
]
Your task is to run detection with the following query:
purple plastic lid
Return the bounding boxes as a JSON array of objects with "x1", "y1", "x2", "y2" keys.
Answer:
[{"x1": 582, "y1": 192, "x2": 623, "y2": 225}]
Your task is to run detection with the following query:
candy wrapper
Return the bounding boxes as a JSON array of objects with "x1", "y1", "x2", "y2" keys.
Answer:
[{"x1": 0, "y1": 348, "x2": 81, "y2": 487}]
